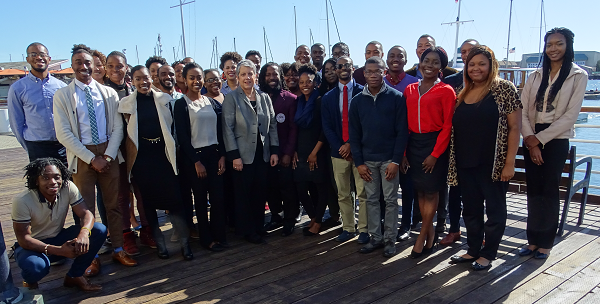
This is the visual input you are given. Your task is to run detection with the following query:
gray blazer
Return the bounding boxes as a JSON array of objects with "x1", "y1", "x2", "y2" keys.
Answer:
[{"x1": 222, "y1": 86, "x2": 279, "y2": 164}]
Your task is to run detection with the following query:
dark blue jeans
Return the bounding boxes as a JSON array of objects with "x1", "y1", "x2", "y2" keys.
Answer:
[
  {"x1": 448, "y1": 185, "x2": 463, "y2": 233},
  {"x1": 399, "y1": 172, "x2": 415, "y2": 230},
  {"x1": 24, "y1": 140, "x2": 68, "y2": 166},
  {"x1": 0, "y1": 223, "x2": 19, "y2": 300},
  {"x1": 15, "y1": 223, "x2": 107, "y2": 283}
]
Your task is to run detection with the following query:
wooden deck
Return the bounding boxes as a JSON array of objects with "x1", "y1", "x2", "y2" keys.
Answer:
[{"x1": 2, "y1": 146, "x2": 600, "y2": 304}]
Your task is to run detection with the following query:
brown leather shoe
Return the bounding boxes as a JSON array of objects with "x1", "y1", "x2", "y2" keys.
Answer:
[
  {"x1": 84, "y1": 257, "x2": 101, "y2": 277},
  {"x1": 440, "y1": 231, "x2": 461, "y2": 246},
  {"x1": 64, "y1": 275, "x2": 102, "y2": 291},
  {"x1": 23, "y1": 281, "x2": 38, "y2": 289},
  {"x1": 112, "y1": 250, "x2": 138, "y2": 267}
]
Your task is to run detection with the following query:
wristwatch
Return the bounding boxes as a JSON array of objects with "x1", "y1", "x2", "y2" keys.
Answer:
[{"x1": 104, "y1": 155, "x2": 113, "y2": 162}]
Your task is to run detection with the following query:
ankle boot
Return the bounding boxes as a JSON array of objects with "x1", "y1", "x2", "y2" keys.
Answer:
[
  {"x1": 151, "y1": 225, "x2": 169, "y2": 259},
  {"x1": 171, "y1": 213, "x2": 193, "y2": 260}
]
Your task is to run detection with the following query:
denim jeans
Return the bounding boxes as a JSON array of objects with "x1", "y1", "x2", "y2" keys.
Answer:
[
  {"x1": 364, "y1": 160, "x2": 400, "y2": 243},
  {"x1": 0, "y1": 223, "x2": 19, "y2": 301},
  {"x1": 15, "y1": 223, "x2": 107, "y2": 283}
]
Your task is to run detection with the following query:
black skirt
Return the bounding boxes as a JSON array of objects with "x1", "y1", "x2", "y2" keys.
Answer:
[
  {"x1": 407, "y1": 131, "x2": 449, "y2": 193},
  {"x1": 132, "y1": 138, "x2": 182, "y2": 210}
]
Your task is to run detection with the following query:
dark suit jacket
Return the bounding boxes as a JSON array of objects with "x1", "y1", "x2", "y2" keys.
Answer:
[{"x1": 321, "y1": 80, "x2": 364, "y2": 158}]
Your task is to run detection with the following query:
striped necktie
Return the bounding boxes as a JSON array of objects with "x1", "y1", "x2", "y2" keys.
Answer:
[{"x1": 84, "y1": 85, "x2": 100, "y2": 145}]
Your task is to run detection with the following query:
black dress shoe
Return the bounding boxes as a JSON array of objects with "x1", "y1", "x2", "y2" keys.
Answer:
[
  {"x1": 157, "y1": 250, "x2": 170, "y2": 259},
  {"x1": 181, "y1": 245, "x2": 193, "y2": 261},
  {"x1": 359, "y1": 241, "x2": 384, "y2": 254},
  {"x1": 263, "y1": 221, "x2": 283, "y2": 232},
  {"x1": 218, "y1": 241, "x2": 230, "y2": 248},
  {"x1": 422, "y1": 245, "x2": 435, "y2": 255},
  {"x1": 435, "y1": 221, "x2": 446, "y2": 233},
  {"x1": 472, "y1": 261, "x2": 492, "y2": 271},
  {"x1": 449, "y1": 255, "x2": 477, "y2": 264},
  {"x1": 321, "y1": 217, "x2": 341, "y2": 229},
  {"x1": 303, "y1": 229, "x2": 319, "y2": 236},
  {"x1": 207, "y1": 243, "x2": 226, "y2": 252},
  {"x1": 281, "y1": 226, "x2": 294, "y2": 237}
]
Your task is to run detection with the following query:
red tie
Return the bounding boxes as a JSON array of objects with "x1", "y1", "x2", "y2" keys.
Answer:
[{"x1": 342, "y1": 85, "x2": 349, "y2": 142}]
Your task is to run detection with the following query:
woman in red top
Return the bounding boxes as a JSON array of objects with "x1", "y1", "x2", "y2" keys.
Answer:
[{"x1": 404, "y1": 47, "x2": 456, "y2": 258}]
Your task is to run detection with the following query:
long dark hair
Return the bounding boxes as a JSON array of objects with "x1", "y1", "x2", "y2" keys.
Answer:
[
  {"x1": 535, "y1": 27, "x2": 575, "y2": 111},
  {"x1": 318, "y1": 58, "x2": 338, "y2": 96},
  {"x1": 258, "y1": 62, "x2": 285, "y2": 94}
]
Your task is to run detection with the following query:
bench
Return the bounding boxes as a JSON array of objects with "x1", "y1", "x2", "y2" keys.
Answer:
[{"x1": 510, "y1": 146, "x2": 593, "y2": 236}]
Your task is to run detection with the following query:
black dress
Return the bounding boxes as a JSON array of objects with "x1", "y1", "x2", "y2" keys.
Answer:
[
  {"x1": 131, "y1": 93, "x2": 182, "y2": 210},
  {"x1": 294, "y1": 97, "x2": 327, "y2": 183}
]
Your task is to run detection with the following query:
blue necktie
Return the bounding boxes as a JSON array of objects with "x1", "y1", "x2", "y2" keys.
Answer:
[{"x1": 84, "y1": 86, "x2": 100, "y2": 145}]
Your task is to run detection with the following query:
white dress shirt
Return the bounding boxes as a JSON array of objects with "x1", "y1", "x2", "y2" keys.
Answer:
[
  {"x1": 74, "y1": 79, "x2": 107, "y2": 145},
  {"x1": 338, "y1": 79, "x2": 355, "y2": 115},
  {"x1": 184, "y1": 95, "x2": 218, "y2": 149}
]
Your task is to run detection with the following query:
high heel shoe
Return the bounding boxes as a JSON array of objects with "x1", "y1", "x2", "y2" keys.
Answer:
[{"x1": 410, "y1": 250, "x2": 423, "y2": 259}]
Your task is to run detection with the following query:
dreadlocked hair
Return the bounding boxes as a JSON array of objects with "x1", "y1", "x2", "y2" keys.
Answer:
[{"x1": 23, "y1": 158, "x2": 71, "y2": 190}]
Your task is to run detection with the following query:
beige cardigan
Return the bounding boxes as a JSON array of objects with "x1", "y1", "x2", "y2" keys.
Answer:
[
  {"x1": 53, "y1": 79, "x2": 123, "y2": 173},
  {"x1": 118, "y1": 90, "x2": 177, "y2": 182},
  {"x1": 521, "y1": 63, "x2": 588, "y2": 145}
]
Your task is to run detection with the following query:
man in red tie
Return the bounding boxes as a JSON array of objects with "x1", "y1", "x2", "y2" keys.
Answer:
[{"x1": 321, "y1": 56, "x2": 369, "y2": 244}]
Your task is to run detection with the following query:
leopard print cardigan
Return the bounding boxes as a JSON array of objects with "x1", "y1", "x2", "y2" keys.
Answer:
[{"x1": 447, "y1": 79, "x2": 522, "y2": 186}]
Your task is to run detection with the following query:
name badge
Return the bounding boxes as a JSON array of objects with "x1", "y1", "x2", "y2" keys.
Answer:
[{"x1": 276, "y1": 113, "x2": 286, "y2": 123}]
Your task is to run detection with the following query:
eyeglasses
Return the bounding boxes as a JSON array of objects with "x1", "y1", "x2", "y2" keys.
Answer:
[
  {"x1": 335, "y1": 63, "x2": 353, "y2": 70},
  {"x1": 205, "y1": 78, "x2": 221, "y2": 83},
  {"x1": 364, "y1": 70, "x2": 384, "y2": 76},
  {"x1": 28, "y1": 52, "x2": 48, "y2": 58}
]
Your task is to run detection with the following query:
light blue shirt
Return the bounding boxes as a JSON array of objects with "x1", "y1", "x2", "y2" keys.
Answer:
[
  {"x1": 8, "y1": 72, "x2": 67, "y2": 150},
  {"x1": 338, "y1": 79, "x2": 355, "y2": 114}
]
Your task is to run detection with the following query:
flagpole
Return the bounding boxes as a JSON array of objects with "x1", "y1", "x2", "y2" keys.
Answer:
[{"x1": 506, "y1": 0, "x2": 513, "y2": 68}]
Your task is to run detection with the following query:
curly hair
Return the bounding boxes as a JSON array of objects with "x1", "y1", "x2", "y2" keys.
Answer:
[
  {"x1": 71, "y1": 44, "x2": 92, "y2": 57},
  {"x1": 258, "y1": 62, "x2": 284, "y2": 93},
  {"x1": 297, "y1": 63, "x2": 318, "y2": 77},
  {"x1": 23, "y1": 158, "x2": 71, "y2": 190},
  {"x1": 145, "y1": 55, "x2": 168, "y2": 69},
  {"x1": 219, "y1": 52, "x2": 243, "y2": 71}
]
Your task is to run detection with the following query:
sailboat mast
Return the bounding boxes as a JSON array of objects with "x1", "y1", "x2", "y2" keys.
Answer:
[
  {"x1": 451, "y1": 0, "x2": 462, "y2": 68},
  {"x1": 234, "y1": 38, "x2": 237, "y2": 53},
  {"x1": 506, "y1": 0, "x2": 513, "y2": 68},
  {"x1": 294, "y1": 6, "x2": 298, "y2": 49},
  {"x1": 326, "y1": 0, "x2": 331, "y2": 57},
  {"x1": 264, "y1": 27, "x2": 268, "y2": 62}
]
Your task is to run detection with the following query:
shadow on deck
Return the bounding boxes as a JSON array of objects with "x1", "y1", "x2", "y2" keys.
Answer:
[{"x1": 1, "y1": 147, "x2": 600, "y2": 304}]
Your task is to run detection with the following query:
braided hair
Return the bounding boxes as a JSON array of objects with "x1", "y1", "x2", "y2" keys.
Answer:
[{"x1": 534, "y1": 27, "x2": 575, "y2": 112}]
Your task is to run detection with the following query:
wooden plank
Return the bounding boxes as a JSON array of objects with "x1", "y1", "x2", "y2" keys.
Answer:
[
  {"x1": 576, "y1": 286, "x2": 600, "y2": 304},
  {"x1": 450, "y1": 212, "x2": 600, "y2": 303},
  {"x1": 537, "y1": 256, "x2": 600, "y2": 304}
]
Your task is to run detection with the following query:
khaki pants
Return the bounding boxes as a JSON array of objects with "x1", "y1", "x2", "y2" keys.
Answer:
[
  {"x1": 72, "y1": 142, "x2": 123, "y2": 247},
  {"x1": 331, "y1": 157, "x2": 367, "y2": 233}
]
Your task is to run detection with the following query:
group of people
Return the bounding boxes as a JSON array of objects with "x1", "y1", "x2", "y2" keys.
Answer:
[{"x1": 6, "y1": 26, "x2": 587, "y2": 293}]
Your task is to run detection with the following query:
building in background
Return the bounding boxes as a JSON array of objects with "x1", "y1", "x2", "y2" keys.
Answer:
[{"x1": 521, "y1": 51, "x2": 600, "y2": 74}]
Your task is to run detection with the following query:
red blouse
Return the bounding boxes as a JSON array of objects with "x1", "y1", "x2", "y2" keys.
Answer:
[{"x1": 404, "y1": 81, "x2": 456, "y2": 158}]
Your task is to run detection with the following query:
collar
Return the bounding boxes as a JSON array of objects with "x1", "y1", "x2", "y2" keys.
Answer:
[
  {"x1": 37, "y1": 189, "x2": 59, "y2": 204},
  {"x1": 418, "y1": 78, "x2": 441, "y2": 87},
  {"x1": 385, "y1": 72, "x2": 406, "y2": 86},
  {"x1": 338, "y1": 79, "x2": 355, "y2": 91},
  {"x1": 362, "y1": 82, "x2": 388, "y2": 98},
  {"x1": 74, "y1": 78, "x2": 98, "y2": 91},
  {"x1": 27, "y1": 71, "x2": 50, "y2": 83}
]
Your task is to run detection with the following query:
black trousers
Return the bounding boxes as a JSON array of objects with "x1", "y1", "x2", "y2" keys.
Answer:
[
  {"x1": 459, "y1": 164, "x2": 508, "y2": 261},
  {"x1": 325, "y1": 157, "x2": 340, "y2": 220},
  {"x1": 24, "y1": 140, "x2": 68, "y2": 166},
  {"x1": 267, "y1": 163, "x2": 299, "y2": 228},
  {"x1": 297, "y1": 181, "x2": 329, "y2": 224},
  {"x1": 177, "y1": 151, "x2": 195, "y2": 229},
  {"x1": 181, "y1": 145, "x2": 227, "y2": 246},
  {"x1": 399, "y1": 172, "x2": 415, "y2": 230},
  {"x1": 233, "y1": 158, "x2": 268, "y2": 237},
  {"x1": 524, "y1": 136, "x2": 569, "y2": 249},
  {"x1": 448, "y1": 185, "x2": 462, "y2": 233},
  {"x1": 223, "y1": 161, "x2": 236, "y2": 229}
]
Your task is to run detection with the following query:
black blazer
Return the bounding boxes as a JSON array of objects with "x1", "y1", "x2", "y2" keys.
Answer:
[{"x1": 174, "y1": 96, "x2": 226, "y2": 164}]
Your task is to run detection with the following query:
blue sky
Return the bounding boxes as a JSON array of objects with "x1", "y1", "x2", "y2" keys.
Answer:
[{"x1": 2, "y1": 0, "x2": 598, "y2": 69}]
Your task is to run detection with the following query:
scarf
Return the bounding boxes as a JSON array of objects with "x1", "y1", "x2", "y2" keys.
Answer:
[
  {"x1": 294, "y1": 89, "x2": 319, "y2": 129},
  {"x1": 105, "y1": 79, "x2": 132, "y2": 96}
]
